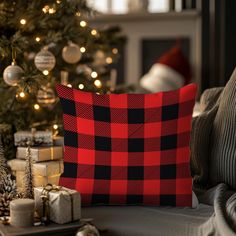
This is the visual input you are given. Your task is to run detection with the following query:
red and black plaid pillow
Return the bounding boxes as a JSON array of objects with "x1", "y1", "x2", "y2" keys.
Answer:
[{"x1": 56, "y1": 84, "x2": 197, "y2": 207}]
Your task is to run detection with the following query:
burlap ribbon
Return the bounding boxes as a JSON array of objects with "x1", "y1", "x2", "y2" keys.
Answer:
[{"x1": 40, "y1": 184, "x2": 74, "y2": 223}]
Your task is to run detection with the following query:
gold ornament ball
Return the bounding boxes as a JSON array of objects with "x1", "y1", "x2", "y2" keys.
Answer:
[
  {"x1": 34, "y1": 49, "x2": 56, "y2": 72},
  {"x1": 3, "y1": 62, "x2": 24, "y2": 86},
  {"x1": 37, "y1": 86, "x2": 56, "y2": 106},
  {"x1": 62, "y1": 43, "x2": 82, "y2": 64}
]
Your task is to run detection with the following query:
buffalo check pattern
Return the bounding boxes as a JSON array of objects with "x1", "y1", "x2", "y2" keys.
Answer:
[{"x1": 56, "y1": 83, "x2": 197, "y2": 207}]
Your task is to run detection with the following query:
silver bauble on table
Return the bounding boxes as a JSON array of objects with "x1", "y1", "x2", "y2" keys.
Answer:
[
  {"x1": 62, "y1": 42, "x2": 82, "y2": 64},
  {"x1": 34, "y1": 49, "x2": 56, "y2": 72},
  {"x1": 37, "y1": 85, "x2": 56, "y2": 106},
  {"x1": 3, "y1": 61, "x2": 24, "y2": 86}
]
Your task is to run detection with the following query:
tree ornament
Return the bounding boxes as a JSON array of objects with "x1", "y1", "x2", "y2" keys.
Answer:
[
  {"x1": 76, "y1": 64, "x2": 92, "y2": 76},
  {"x1": 3, "y1": 61, "x2": 24, "y2": 86},
  {"x1": 37, "y1": 84, "x2": 56, "y2": 106},
  {"x1": 23, "y1": 146, "x2": 34, "y2": 199},
  {"x1": 93, "y1": 50, "x2": 106, "y2": 67},
  {"x1": 62, "y1": 42, "x2": 82, "y2": 64},
  {"x1": 34, "y1": 48, "x2": 56, "y2": 72}
]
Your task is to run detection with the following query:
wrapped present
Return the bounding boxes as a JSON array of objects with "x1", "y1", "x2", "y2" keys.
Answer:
[
  {"x1": 53, "y1": 136, "x2": 64, "y2": 146},
  {"x1": 0, "y1": 123, "x2": 15, "y2": 160},
  {"x1": 14, "y1": 130, "x2": 53, "y2": 147},
  {"x1": 34, "y1": 185, "x2": 81, "y2": 224},
  {"x1": 16, "y1": 146, "x2": 63, "y2": 162},
  {"x1": 8, "y1": 159, "x2": 64, "y2": 188}
]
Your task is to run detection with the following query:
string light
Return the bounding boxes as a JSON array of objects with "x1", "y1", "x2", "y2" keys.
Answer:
[
  {"x1": 42, "y1": 5, "x2": 50, "y2": 13},
  {"x1": 35, "y1": 37, "x2": 41, "y2": 42},
  {"x1": 19, "y1": 92, "x2": 25, "y2": 98},
  {"x1": 80, "y1": 21, "x2": 87, "y2": 27},
  {"x1": 56, "y1": 0, "x2": 61, "y2": 4},
  {"x1": 94, "y1": 79, "x2": 102, "y2": 88},
  {"x1": 91, "y1": 71, "x2": 98, "y2": 79},
  {"x1": 53, "y1": 124, "x2": 58, "y2": 130},
  {"x1": 43, "y1": 70, "x2": 49, "y2": 75},
  {"x1": 106, "y1": 57, "x2": 113, "y2": 64},
  {"x1": 34, "y1": 104, "x2": 40, "y2": 110},
  {"x1": 20, "y1": 19, "x2": 26, "y2": 25},
  {"x1": 78, "y1": 84, "x2": 84, "y2": 90},
  {"x1": 49, "y1": 8, "x2": 56, "y2": 14},
  {"x1": 112, "y1": 48, "x2": 118, "y2": 54},
  {"x1": 91, "y1": 29, "x2": 97, "y2": 36},
  {"x1": 76, "y1": 11, "x2": 81, "y2": 17},
  {"x1": 80, "y1": 47, "x2": 86, "y2": 53},
  {"x1": 67, "y1": 84, "x2": 72, "y2": 88}
]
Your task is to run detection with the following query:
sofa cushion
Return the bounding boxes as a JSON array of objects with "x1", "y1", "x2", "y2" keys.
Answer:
[
  {"x1": 210, "y1": 68, "x2": 236, "y2": 189},
  {"x1": 82, "y1": 205, "x2": 214, "y2": 236},
  {"x1": 56, "y1": 84, "x2": 197, "y2": 206}
]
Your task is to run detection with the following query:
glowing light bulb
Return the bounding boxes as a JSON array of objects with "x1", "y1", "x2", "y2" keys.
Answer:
[
  {"x1": 94, "y1": 79, "x2": 102, "y2": 88},
  {"x1": 80, "y1": 47, "x2": 86, "y2": 53},
  {"x1": 19, "y1": 92, "x2": 25, "y2": 98},
  {"x1": 42, "y1": 5, "x2": 49, "y2": 13},
  {"x1": 76, "y1": 11, "x2": 81, "y2": 17},
  {"x1": 106, "y1": 57, "x2": 113, "y2": 64},
  {"x1": 80, "y1": 21, "x2": 87, "y2": 27},
  {"x1": 78, "y1": 84, "x2": 84, "y2": 90},
  {"x1": 49, "y1": 8, "x2": 56, "y2": 14},
  {"x1": 112, "y1": 48, "x2": 118, "y2": 54},
  {"x1": 20, "y1": 19, "x2": 26, "y2": 25},
  {"x1": 91, "y1": 29, "x2": 97, "y2": 36},
  {"x1": 91, "y1": 71, "x2": 98, "y2": 79},
  {"x1": 53, "y1": 124, "x2": 58, "y2": 130},
  {"x1": 56, "y1": 0, "x2": 61, "y2": 4},
  {"x1": 67, "y1": 84, "x2": 72, "y2": 88},
  {"x1": 43, "y1": 70, "x2": 49, "y2": 75},
  {"x1": 35, "y1": 37, "x2": 41, "y2": 42},
  {"x1": 34, "y1": 104, "x2": 40, "y2": 110}
]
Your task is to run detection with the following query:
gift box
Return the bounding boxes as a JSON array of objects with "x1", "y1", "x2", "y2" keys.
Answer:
[
  {"x1": 8, "y1": 159, "x2": 64, "y2": 188},
  {"x1": 14, "y1": 130, "x2": 53, "y2": 147},
  {"x1": 53, "y1": 136, "x2": 64, "y2": 146},
  {"x1": 34, "y1": 185, "x2": 81, "y2": 224},
  {"x1": 16, "y1": 146, "x2": 63, "y2": 162}
]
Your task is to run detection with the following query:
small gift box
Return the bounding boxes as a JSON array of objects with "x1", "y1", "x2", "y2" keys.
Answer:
[
  {"x1": 16, "y1": 146, "x2": 63, "y2": 162},
  {"x1": 34, "y1": 185, "x2": 81, "y2": 224},
  {"x1": 14, "y1": 130, "x2": 53, "y2": 147},
  {"x1": 53, "y1": 136, "x2": 64, "y2": 146},
  {"x1": 8, "y1": 159, "x2": 64, "y2": 188}
]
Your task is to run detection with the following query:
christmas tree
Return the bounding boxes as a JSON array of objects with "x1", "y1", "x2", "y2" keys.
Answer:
[
  {"x1": 0, "y1": 0, "x2": 126, "y2": 132},
  {"x1": 23, "y1": 146, "x2": 34, "y2": 199}
]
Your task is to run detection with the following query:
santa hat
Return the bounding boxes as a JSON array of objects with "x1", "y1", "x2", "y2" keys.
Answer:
[{"x1": 140, "y1": 43, "x2": 191, "y2": 93}]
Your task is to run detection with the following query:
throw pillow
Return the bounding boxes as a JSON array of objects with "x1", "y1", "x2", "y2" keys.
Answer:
[
  {"x1": 56, "y1": 83, "x2": 197, "y2": 206},
  {"x1": 210, "y1": 68, "x2": 236, "y2": 189}
]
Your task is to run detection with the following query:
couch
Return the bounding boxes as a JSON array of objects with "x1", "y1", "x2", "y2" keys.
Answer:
[{"x1": 82, "y1": 68, "x2": 236, "y2": 236}]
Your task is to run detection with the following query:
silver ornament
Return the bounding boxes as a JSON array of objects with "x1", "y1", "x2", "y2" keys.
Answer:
[
  {"x1": 93, "y1": 50, "x2": 106, "y2": 67},
  {"x1": 37, "y1": 85, "x2": 56, "y2": 106},
  {"x1": 62, "y1": 43, "x2": 82, "y2": 64},
  {"x1": 34, "y1": 49, "x2": 56, "y2": 72},
  {"x1": 3, "y1": 61, "x2": 24, "y2": 86}
]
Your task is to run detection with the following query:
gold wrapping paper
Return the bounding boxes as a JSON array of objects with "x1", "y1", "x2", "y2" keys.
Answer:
[
  {"x1": 34, "y1": 186, "x2": 81, "y2": 224},
  {"x1": 8, "y1": 159, "x2": 64, "y2": 187},
  {"x1": 16, "y1": 146, "x2": 63, "y2": 162}
]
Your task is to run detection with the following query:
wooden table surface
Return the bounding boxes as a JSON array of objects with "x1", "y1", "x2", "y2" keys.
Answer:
[{"x1": 0, "y1": 221, "x2": 84, "y2": 236}]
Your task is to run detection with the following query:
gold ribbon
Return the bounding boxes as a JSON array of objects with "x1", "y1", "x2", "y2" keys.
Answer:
[{"x1": 40, "y1": 184, "x2": 74, "y2": 223}]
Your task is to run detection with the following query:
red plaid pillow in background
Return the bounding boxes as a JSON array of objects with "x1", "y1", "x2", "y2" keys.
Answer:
[{"x1": 56, "y1": 83, "x2": 197, "y2": 207}]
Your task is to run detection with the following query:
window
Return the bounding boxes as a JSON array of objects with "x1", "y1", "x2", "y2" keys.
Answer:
[{"x1": 87, "y1": 0, "x2": 169, "y2": 14}]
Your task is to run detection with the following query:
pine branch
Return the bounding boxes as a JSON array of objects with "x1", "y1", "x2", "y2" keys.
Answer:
[{"x1": 23, "y1": 146, "x2": 34, "y2": 199}]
